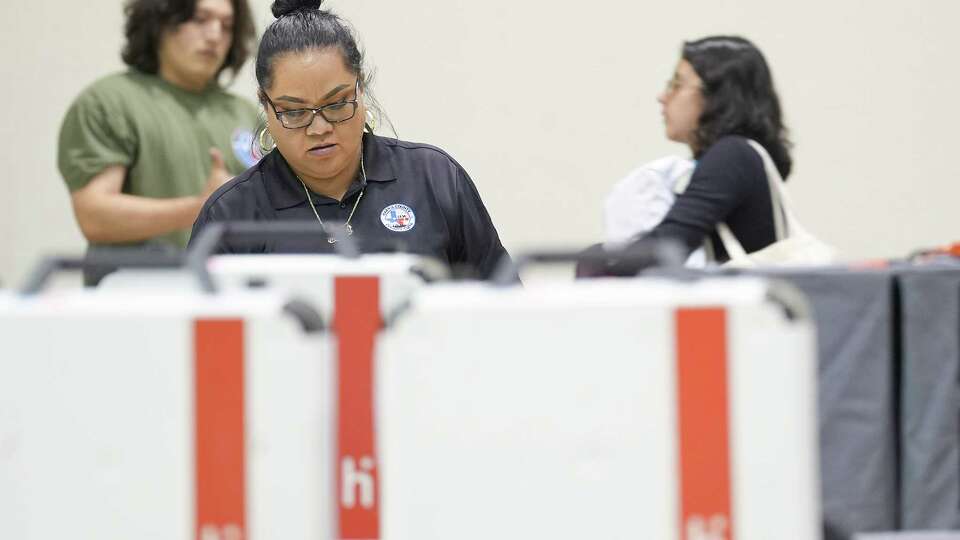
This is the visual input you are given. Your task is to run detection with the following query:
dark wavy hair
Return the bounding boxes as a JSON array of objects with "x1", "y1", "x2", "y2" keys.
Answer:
[
  {"x1": 683, "y1": 36, "x2": 793, "y2": 178},
  {"x1": 121, "y1": 0, "x2": 256, "y2": 82}
]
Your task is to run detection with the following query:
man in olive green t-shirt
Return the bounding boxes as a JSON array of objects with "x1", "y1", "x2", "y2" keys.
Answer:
[{"x1": 57, "y1": 0, "x2": 258, "y2": 284}]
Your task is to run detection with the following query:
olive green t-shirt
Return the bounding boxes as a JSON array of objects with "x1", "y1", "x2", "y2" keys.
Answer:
[{"x1": 58, "y1": 70, "x2": 260, "y2": 248}]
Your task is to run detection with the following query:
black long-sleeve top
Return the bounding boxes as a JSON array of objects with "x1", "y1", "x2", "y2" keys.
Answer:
[{"x1": 646, "y1": 135, "x2": 779, "y2": 262}]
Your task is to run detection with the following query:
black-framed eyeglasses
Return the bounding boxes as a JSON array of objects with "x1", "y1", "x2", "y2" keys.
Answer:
[{"x1": 262, "y1": 78, "x2": 361, "y2": 129}]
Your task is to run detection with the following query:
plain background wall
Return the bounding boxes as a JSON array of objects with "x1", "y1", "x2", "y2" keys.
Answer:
[{"x1": 2, "y1": 0, "x2": 958, "y2": 286}]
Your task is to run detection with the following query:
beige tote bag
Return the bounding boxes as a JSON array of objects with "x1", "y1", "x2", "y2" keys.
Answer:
[{"x1": 717, "y1": 140, "x2": 838, "y2": 267}]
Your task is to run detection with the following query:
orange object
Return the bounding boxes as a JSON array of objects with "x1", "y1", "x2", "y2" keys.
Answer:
[
  {"x1": 334, "y1": 276, "x2": 383, "y2": 540},
  {"x1": 194, "y1": 319, "x2": 246, "y2": 540},
  {"x1": 676, "y1": 308, "x2": 733, "y2": 540},
  {"x1": 849, "y1": 259, "x2": 890, "y2": 270}
]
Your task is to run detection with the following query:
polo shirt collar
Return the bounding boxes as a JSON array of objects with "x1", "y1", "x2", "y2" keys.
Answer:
[
  {"x1": 264, "y1": 132, "x2": 397, "y2": 211},
  {"x1": 360, "y1": 132, "x2": 397, "y2": 184}
]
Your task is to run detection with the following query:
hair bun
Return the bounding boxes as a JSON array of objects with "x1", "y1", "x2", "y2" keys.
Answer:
[{"x1": 271, "y1": 0, "x2": 324, "y2": 18}]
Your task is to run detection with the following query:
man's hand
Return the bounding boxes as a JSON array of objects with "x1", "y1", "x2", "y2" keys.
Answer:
[{"x1": 200, "y1": 148, "x2": 232, "y2": 201}]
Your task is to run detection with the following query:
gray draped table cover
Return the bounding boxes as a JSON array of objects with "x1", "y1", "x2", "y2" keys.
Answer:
[
  {"x1": 770, "y1": 269, "x2": 900, "y2": 540},
  {"x1": 896, "y1": 263, "x2": 960, "y2": 530}
]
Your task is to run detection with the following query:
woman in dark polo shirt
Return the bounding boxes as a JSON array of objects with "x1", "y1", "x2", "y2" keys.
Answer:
[{"x1": 190, "y1": 0, "x2": 509, "y2": 278}]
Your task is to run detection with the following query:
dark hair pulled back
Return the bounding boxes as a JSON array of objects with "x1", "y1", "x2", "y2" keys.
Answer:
[
  {"x1": 256, "y1": 0, "x2": 365, "y2": 92},
  {"x1": 682, "y1": 36, "x2": 793, "y2": 178}
]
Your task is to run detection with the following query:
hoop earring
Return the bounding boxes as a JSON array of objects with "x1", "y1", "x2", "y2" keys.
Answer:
[
  {"x1": 365, "y1": 109, "x2": 379, "y2": 133},
  {"x1": 258, "y1": 126, "x2": 276, "y2": 154}
]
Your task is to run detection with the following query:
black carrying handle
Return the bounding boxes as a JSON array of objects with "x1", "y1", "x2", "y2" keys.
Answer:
[
  {"x1": 490, "y1": 239, "x2": 687, "y2": 285},
  {"x1": 19, "y1": 251, "x2": 329, "y2": 332},
  {"x1": 185, "y1": 221, "x2": 361, "y2": 292},
  {"x1": 21, "y1": 222, "x2": 358, "y2": 295},
  {"x1": 20, "y1": 250, "x2": 194, "y2": 295},
  {"x1": 187, "y1": 221, "x2": 359, "y2": 260},
  {"x1": 186, "y1": 220, "x2": 455, "y2": 287}
]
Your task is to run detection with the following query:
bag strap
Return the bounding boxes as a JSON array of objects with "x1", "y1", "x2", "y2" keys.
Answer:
[
  {"x1": 714, "y1": 139, "x2": 814, "y2": 262},
  {"x1": 717, "y1": 222, "x2": 749, "y2": 261},
  {"x1": 744, "y1": 139, "x2": 812, "y2": 239},
  {"x1": 745, "y1": 140, "x2": 786, "y2": 239}
]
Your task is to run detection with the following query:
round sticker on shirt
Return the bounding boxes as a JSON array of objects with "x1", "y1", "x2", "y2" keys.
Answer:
[
  {"x1": 380, "y1": 204, "x2": 416, "y2": 232},
  {"x1": 231, "y1": 128, "x2": 259, "y2": 168}
]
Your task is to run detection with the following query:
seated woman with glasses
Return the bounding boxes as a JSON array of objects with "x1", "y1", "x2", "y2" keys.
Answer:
[
  {"x1": 189, "y1": 0, "x2": 510, "y2": 278},
  {"x1": 644, "y1": 35, "x2": 794, "y2": 262}
]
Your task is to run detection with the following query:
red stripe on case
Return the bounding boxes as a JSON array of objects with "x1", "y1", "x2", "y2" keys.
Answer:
[
  {"x1": 194, "y1": 319, "x2": 246, "y2": 540},
  {"x1": 334, "y1": 277, "x2": 382, "y2": 539},
  {"x1": 676, "y1": 308, "x2": 734, "y2": 540}
]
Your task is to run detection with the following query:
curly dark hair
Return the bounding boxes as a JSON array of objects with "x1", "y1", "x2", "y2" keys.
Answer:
[
  {"x1": 121, "y1": 0, "x2": 256, "y2": 82},
  {"x1": 683, "y1": 36, "x2": 793, "y2": 178}
]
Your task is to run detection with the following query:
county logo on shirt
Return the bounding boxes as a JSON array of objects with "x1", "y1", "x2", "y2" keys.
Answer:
[
  {"x1": 380, "y1": 204, "x2": 416, "y2": 232},
  {"x1": 231, "y1": 128, "x2": 259, "y2": 168}
]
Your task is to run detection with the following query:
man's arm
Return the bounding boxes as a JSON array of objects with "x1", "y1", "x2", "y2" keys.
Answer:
[{"x1": 69, "y1": 149, "x2": 231, "y2": 243}]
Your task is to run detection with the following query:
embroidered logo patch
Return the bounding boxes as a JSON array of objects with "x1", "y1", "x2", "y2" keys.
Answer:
[
  {"x1": 380, "y1": 204, "x2": 416, "y2": 232},
  {"x1": 231, "y1": 128, "x2": 259, "y2": 168}
]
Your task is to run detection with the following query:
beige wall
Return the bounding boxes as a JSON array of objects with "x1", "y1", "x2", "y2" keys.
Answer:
[{"x1": 2, "y1": 0, "x2": 958, "y2": 286}]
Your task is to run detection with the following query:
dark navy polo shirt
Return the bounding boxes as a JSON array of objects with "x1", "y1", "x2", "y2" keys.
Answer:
[{"x1": 189, "y1": 132, "x2": 510, "y2": 278}]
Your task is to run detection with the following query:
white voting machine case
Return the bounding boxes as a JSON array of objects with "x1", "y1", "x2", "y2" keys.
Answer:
[
  {"x1": 205, "y1": 253, "x2": 435, "y2": 540},
  {"x1": 378, "y1": 276, "x2": 820, "y2": 540},
  {"x1": 0, "y1": 286, "x2": 332, "y2": 540}
]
